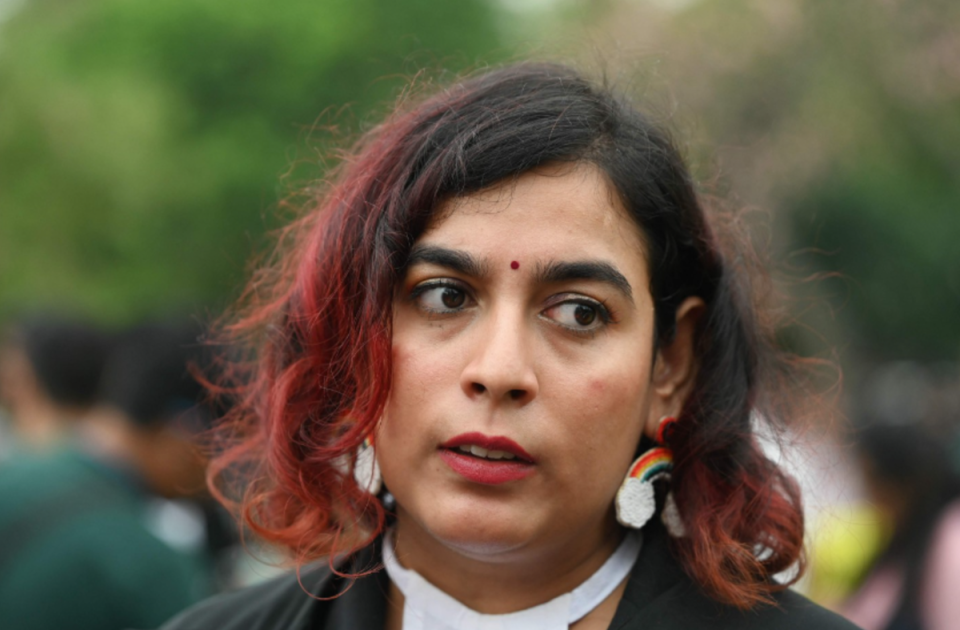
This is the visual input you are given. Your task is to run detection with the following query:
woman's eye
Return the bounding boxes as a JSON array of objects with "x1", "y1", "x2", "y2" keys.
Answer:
[
  {"x1": 543, "y1": 299, "x2": 610, "y2": 332},
  {"x1": 412, "y1": 282, "x2": 470, "y2": 313}
]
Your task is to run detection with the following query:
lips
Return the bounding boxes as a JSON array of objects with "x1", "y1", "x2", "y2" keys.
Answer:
[
  {"x1": 438, "y1": 432, "x2": 536, "y2": 485},
  {"x1": 440, "y1": 432, "x2": 536, "y2": 463}
]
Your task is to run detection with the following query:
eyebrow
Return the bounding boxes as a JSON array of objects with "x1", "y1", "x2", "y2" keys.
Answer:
[
  {"x1": 405, "y1": 245, "x2": 489, "y2": 278},
  {"x1": 405, "y1": 244, "x2": 634, "y2": 303},
  {"x1": 535, "y1": 260, "x2": 634, "y2": 303}
]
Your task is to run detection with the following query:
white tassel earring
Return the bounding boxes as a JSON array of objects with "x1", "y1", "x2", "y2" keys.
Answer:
[
  {"x1": 354, "y1": 436, "x2": 382, "y2": 496},
  {"x1": 615, "y1": 416, "x2": 682, "y2": 532}
]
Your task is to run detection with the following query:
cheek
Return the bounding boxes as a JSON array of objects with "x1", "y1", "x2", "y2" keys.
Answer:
[
  {"x1": 388, "y1": 339, "x2": 453, "y2": 409},
  {"x1": 588, "y1": 378, "x2": 606, "y2": 397},
  {"x1": 379, "y1": 339, "x2": 456, "y2": 459},
  {"x1": 551, "y1": 367, "x2": 651, "y2": 464},
  {"x1": 604, "y1": 365, "x2": 648, "y2": 403},
  {"x1": 387, "y1": 344, "x2": 421, "y2": 408},
  {"x1": 584, "y1": 373, "x2": 645, "y2": 408},
  {"x1": 558, "y1": 356, "x2": 650, "y2": 415}
]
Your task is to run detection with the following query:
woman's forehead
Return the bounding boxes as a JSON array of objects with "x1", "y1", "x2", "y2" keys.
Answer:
[{"x1": 417, "y1": 163, "x2": 649, "y2": 278}]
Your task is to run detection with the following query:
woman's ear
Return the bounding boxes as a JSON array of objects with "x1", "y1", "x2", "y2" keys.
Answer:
[{"x1": 645, "y1": 296, "x2": 705, "y2": 439}]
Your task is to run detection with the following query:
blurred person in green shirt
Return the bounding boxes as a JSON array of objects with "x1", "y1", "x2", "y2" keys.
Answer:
[
  {"x1": 0, "y1": 315, "x2": 110, "y2": 455},
  {"x1": 0, "y1": 320, "x2": 214, "y2": 630}
]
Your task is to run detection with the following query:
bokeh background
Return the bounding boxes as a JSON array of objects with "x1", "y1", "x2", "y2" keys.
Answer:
[
  {"x1": 1, "y1": 0, "x2": 958, "y2": 626},
  {"x1": 3, "y1": 0, "x2": 959, "y2": 364}
]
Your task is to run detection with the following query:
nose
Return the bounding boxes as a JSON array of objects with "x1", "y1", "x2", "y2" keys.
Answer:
[{"x1": 460, "y1": 304, "x2": 539, "y2": 406}]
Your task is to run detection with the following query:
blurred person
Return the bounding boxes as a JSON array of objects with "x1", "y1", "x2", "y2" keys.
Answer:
[
  {"x1": 88, "y1": 320, "x2": 242, "y2": 588},
  {"x1": 0, "y1": 320, "x2": 213, "y2": 630},
  {"x1": 83, "y1": 321, "x2": 211, "y2": 500},
  {"x1": 841, "y1": 422, "x2": 960, "y2": 630},
  {"x1": 0, "y1": 314, "x2": 111, "y2": 453}
]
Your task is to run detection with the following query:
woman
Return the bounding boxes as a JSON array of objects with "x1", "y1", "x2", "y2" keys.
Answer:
[{"x1": 163, "y1": 63, "x2": 857, "y2": 629}]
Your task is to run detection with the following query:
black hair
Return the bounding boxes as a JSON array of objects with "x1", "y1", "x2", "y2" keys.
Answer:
[
  {"x1": 12, "y1": 314, "x2": 111, "y2": 408},
  {"x1": 212, "y1": 61, "x2": 803, "y2": 609},
  {"x1": 99, "y1": 321, "x2": 208, "y2": 428}
]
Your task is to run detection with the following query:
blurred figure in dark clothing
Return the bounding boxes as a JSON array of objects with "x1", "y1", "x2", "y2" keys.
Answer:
[
  {"x1": 842, "y1": 364, "x2": 960, "y2": 630},
  {"x1": 0, "y1": 319, "x2": 214, "y2": 630},
  {"x1": 89, "y1": 321, "x2": 242, "y2": 589},
  {"x1": 82, "y1": 321, "x2": 212, "y2": 498},
  {"x1": 0, "y1": 315, "x2": 111, "y2": 452}
]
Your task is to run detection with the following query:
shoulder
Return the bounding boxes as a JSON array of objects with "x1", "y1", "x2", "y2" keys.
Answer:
[
  {"x1": 772, "y1": 589, "x2": 864, "y2": 629},
  {"x1": 0, "y1": 450, "x2": 83, "y2": 520},
  {"x1": 0, "y1": 457, "x2": 206, "y2": 628},
  {"x1": 612, "y1": 523, "x2": 861, "y2": 630},
  {"x1": 162, "y1": 540, "x2": 390, "y2": 630},
  {"x1": 629, "y1": 582, "x2": 860, "y2": 630},
  {"x1": 160, "y1": 562, "x2": 333, "y2": 630}
]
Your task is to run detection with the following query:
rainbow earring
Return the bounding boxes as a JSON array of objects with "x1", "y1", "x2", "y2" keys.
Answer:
[
  {"x1": 354, "y1": 436, "x2": 382, "y2": 496},
  {"x1": 615, "y1": 416, "x2": 677, "y2": 530}
]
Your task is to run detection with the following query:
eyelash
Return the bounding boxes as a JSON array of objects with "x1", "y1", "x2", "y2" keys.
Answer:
[
  {"x1": 542, "y1": 294, "x2": 615, "y2": 337},
  {"x1": 408, "y1": 280, "x2": 616, "y2": 336},
  {"x1": 409, "y1": 280, "x2": 474, "y2": 315}
]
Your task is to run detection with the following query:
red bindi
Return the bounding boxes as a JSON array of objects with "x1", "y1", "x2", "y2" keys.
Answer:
[{"x1": 510, "y1": 261, "x2": 520, "y2": 270}]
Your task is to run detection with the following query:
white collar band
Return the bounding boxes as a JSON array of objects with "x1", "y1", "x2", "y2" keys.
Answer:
[{"x1": 382, "y1": 529, "x2": 642, "y2": 630}]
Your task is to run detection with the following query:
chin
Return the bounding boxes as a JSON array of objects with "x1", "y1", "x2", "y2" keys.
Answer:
[
  {"x1": 436, "y1": 524, "x2": 528, "y2": 557},
  {"x1": 413, "y1": 494, "x2": 539, "y2": 561},
  {"x1": 427, "y1": 525, "x2": 532, "y2": 562}
]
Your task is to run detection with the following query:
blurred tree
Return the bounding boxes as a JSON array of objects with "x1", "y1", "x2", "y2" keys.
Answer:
[
  {"x1": 0, "y1": 0, "x2": 504, "y2": 322},
  {"x1": 5, "y1": 0, "x2": 957, "y2": 363},
  {"x1": 564, "y1": 0, "x2": 960, "y2": 363}
]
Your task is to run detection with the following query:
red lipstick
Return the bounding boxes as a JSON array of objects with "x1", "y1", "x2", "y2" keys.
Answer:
[
  {"x1": 441, "y1": 432, "x2": 536, "y2": 461},
  {"x1": 439, "y1": 432, "x2": 536, "y2": 485}
]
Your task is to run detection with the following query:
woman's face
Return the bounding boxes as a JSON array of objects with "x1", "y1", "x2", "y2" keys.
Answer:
[{"x1": 379, "y1": 163, "x2": 673, "y2": 564}]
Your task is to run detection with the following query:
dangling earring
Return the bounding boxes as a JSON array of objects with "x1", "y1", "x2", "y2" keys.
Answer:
[
  {"x1": 615, "y1": 416, "x2": 676, "y2": 530},
  {"x1": 354, "y1": 436, "x2": 382, "y2": 496},
  {"x1": 661, "y1": 490, "x2": 686, "y2": 537}
]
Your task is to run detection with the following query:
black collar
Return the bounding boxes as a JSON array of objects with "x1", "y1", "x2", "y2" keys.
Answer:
[{"x1": 163, "y1": 520, "x2": 857, "y2": 630}]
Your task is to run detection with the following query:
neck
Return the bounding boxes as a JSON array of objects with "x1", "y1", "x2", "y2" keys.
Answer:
[
  {"x1": 390, "y1": 507, "x2": 624, "y2": 615},
  {"x1": 75, "y1": 409, "x2": 132, "y2": 460},
  {"x1": 11, "y1": 400, "x2": 81, "y2": 449}
]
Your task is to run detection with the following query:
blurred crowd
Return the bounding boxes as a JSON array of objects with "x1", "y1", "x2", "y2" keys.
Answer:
[
  {"x1": 0, "y1": 313, "x2": 245, "y2": 629},
  {"x1": 0, "y1": 312, "x2": 958, "y2": 630},
  {"x1": 804, "y1": 363, "x2": 960, "y2": 630}
]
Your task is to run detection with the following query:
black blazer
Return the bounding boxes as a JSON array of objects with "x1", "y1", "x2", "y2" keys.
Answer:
[{"x1": 161, "y1": 522, "x2": 860, "y2": 630}]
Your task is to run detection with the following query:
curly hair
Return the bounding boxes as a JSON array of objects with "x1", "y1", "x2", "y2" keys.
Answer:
[{"x1": 208, "y1": 62, "x2": 805, "y2": 609}]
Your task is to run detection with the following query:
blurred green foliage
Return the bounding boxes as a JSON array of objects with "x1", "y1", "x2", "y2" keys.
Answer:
[
  {"x1": 2, "y1": 0, "x2": 958, "y2": 364},
  {"x1": 773, "y1": 2, "x2": 960, "y2": 362},
  {"x1": 0, "y1": 0, "x2": 503, "y2": 322},
  {"x1": 571, "y1": 0, "x2": 960, "y2": 363}
]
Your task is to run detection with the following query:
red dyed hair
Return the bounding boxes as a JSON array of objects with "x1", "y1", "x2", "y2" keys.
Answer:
[{"x1": 208, "y1": 63, "x2": 807, "y2": 609}]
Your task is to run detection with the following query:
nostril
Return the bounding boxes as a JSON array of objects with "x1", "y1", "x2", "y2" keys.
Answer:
[
  {"x1": 471, "y1": 382, "x2": 486, "y2": 395},
  {"x1": 508, "y1": 389, "x2": 526, "y2": 401}
]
